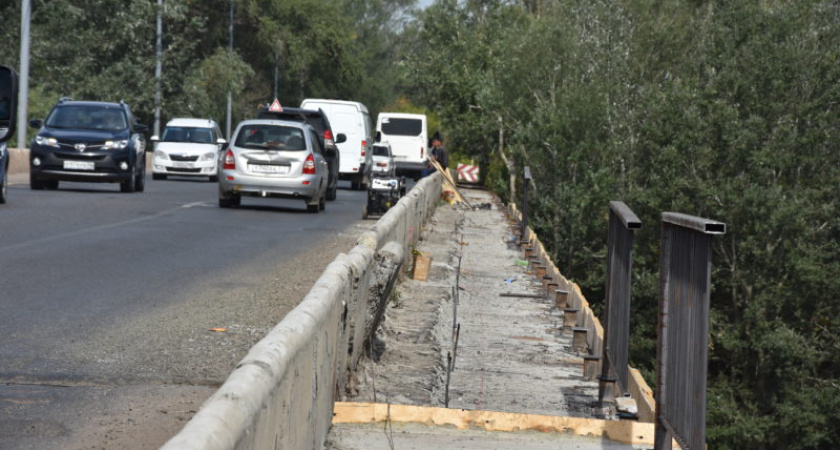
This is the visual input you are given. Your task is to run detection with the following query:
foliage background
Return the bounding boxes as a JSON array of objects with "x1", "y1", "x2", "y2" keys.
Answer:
[
  {"x1": 405, "y1": 1, "x2": 840, "y2": 448},
  {"x1": 2, "y1": 0, "x2": 839, "y2": 447}
]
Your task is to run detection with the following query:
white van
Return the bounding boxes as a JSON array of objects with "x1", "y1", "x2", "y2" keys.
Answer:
[
  {"x1": 300, "y1": 99, "x2": 372, "y2": 190},
  {"x1": 375, "y1": 112, "x2": 427, "y2": 180}
]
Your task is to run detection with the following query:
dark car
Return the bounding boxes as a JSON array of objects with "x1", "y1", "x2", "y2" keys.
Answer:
[
  {"x1": 257, "y1": 106, "x2": 345, "y2": 200},
  {"x1": 0, "y1": 142, "x2": 8, "y2": 204},
  {"x1": 0, "y1": 65, "x2": 18, "y2": 204},
  {"x1": 29, "y1": 99, "x2": 148, "y2": 193}
]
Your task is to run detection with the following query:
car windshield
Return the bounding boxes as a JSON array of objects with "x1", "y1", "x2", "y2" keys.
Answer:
[
  {"x1": 235, "y1": 124, "x2": 306, "y2": 151},
  {"x1": 45, "y1": 105, "x2": 127, "y2": 131},
  {"x1": 373, "y1": 145, "x2": 390, "y2": 157},
  {"x1": 162, "y1": 126, "x2": 214, "y2": 143},
  {"x1": 380, "y1": 118, "x2": 422, "y2": 136}
]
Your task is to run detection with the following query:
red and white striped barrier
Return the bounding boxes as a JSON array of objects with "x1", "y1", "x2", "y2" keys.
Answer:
[{"x1": 457, "y1": 163, "x2": 479, "y2": 183}]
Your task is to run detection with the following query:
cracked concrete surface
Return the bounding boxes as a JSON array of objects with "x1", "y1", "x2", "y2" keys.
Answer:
[{"x1": 329, "y1": 188, "x2": 649, "y2": 449}]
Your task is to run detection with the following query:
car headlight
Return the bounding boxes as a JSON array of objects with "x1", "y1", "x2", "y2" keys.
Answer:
[
  {"x1": 155, "y1": 150, "x2": 169, "y2": 160},
  {"x1": 103, "y1": 140, "x2": 129, "y2": 150},
  {"x1": 35, "y1": 136, "x2": 59, "y2": 147},
  {"x1": 200, "y1": 152, "x2": 216, "y2": 161}
]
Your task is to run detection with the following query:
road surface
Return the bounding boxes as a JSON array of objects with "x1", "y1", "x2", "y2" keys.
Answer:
[{"x1": 0, "y1": 175, "x2": 370, "y2": 449}]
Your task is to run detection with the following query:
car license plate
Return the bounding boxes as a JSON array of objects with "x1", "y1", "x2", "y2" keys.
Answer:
[
  {"x1": 394, "y1": 155, "x2": 407, "y2": 160},
  {"x1": 249, "y1": 164, "x2": 288, "y2": 174},
  {"x1": 171, "y1": 161, "x2": 193, "y2": 169},
  {"x1": 64, "y1": 160, "x2": 95, "y2": 171}
]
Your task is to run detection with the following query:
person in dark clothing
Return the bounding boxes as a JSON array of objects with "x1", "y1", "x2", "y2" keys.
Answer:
[{"x1": 421, "y1": 132, "x2": 448, "y2": 178}]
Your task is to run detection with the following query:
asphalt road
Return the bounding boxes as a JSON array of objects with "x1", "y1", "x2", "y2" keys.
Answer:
[{"x1": 0, "y1": 174, "x2": 372, "y2": 449}]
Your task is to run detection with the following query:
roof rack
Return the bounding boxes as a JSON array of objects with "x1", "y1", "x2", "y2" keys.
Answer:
[{"x1": 58, "y1": 97, "x2": 73, "y2": 103}]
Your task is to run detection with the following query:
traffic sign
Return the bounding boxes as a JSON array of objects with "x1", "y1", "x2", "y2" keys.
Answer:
[
  {"x1": 457, "y1": 164, "x2": 479, "y2": 183},
  {"x1": 269, "y1": 99, "x2": 283, "y2": 112}
]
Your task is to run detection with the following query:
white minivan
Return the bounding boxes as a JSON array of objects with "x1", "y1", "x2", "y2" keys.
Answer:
[
  {"x1": 300, "y1": 99, "x2": 372, "y2": 190},
  {"x1": 375, "y1": 112, "x2": 427, "y2": 180}
]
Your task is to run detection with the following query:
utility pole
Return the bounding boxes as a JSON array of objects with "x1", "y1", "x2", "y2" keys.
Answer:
[
  {"x1": 225, "y1": 0, "x2": 234, "y2": 139},
  {"x1": 273, "y1": 54, "x2": 279, "y2": 101},
  {"x1": 154, "y1": 0, "x2": 163, "y2": 137},
  {"x1": 17, "y1": 0, "x2": 31, "y2": 149}
]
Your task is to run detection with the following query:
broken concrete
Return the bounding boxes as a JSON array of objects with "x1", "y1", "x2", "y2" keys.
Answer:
[{"x1": 329, "y1": 188, "x2": 651, "y2": 448}]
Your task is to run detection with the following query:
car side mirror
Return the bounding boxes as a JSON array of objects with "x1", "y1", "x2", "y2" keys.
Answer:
[
  {"x1": 335, "y1": 133, "x2": 347, "y2": 144},
  {"x1": 375, "y1": 131, "x2": 382, "y2": 143},
  {"x1": 150, "y1": 135, "x2": 160, "y2": 142},
  {"x1": 216, "y1": 138, "x2": 227, "y2": 145},
  {"x1": 0, "y1": 65, "x2": 19, "y2": 143},
  {"x1": 135, "y1": 123, "x2": 149, "y2": 133},
  {"x1": 29, "y1": 119, "x2": 43, "y2": 129}
]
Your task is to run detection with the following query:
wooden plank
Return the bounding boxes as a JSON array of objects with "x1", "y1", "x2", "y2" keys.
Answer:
[
  {"x1": 430, "y1": 159, "x2": 473, "y2": 208},
  {"x1": 499, "y1": 292, "x2": 545, "y2": 299},
  {"x1": 412, "y1": 251, "x2": 432, "y2": 281},
  {"x1": 332, "y1": 402, "x2": 657, "y2": 446}
]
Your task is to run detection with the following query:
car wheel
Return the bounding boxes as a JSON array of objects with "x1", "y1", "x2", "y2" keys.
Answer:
[
  {"x1": 351, "y1": 180, "x2": 360, "y2": 190},
  {"x1": 45, "y1": 180, "x2": 59, "y2": 190},
  {"x1": 209, "y1": 175, "x2": 219, "y2": 183},
  {"x1": 306, "y1": 195, "x2": 320, "y2": 213},
  {"x1": 121, "y1": 171, "x2": 136, "y2": 193},
  {"x1": 326, "y1": 182, "x2": 337, "y2": 201},
  {"x1": 135, "y1": 165, "x2": 145, "y2": 192},
  {"x1": 219, "y1": 189, "x2": 240, "y2": 208},
  {"x1": 30, "y1": 176, "x2": 46, "y2": 190},
  {"x1": 319, "y1": 192, "x2": 326, "y2": 211},
  {"x1": 153, "y1": 173, "x2": 166, "y2": 180},
  {"x1": 362, "y1": 205, "x2": 368, "y2": 220},
  {"x1": 0, "y1": 171, "x2": 7, "y2": 204}
]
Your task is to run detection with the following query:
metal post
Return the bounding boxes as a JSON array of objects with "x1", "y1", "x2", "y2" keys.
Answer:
[
  {"x1": 654, "y1": 213, "x2": 725, "y2": 450},
  {"x1": 153, "y1": 0, "x2": 163, "y2": 137},
  {"x1": 599, "y1": 202, "x2": 641, "y2": 405},
  {"x1": 17, "y1": 0, "x2": 31, "y2": 150},
  {"x1": 273, "y1": 54, "x2": 279, "y2": 101},
  {"x1": 225, "y1": 0, "x2": 235, "y2": 139},
  {"x1": 521, "y1": 166, "x2": 531, "y2": 245}
]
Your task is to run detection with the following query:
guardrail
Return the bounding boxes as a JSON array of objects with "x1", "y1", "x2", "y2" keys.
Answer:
[
  {"x1": 599, "y1": 202, "x2": 642, "y2": 405},
  {"x1": 160, "y1": 173, "x2": 443, "y2": 450},
  {"x1": 654, "y1": 213, "x2": 726, "y2": 450}
]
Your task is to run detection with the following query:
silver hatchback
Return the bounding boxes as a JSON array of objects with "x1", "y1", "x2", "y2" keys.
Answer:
[{"x1": 218, "y1": 120, "x2": 329, "y2": 212}]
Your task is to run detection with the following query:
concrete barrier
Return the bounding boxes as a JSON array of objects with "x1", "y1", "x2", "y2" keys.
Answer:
[
  {"x1": 4, "y1": 148, "x2": 155, "y2": 179},
  {"x1": 160, "y1": 173, "x2": 443, "y2": 450},
  {"x1": 7, "y1": 148, "x2": 29, "y2": 176}
]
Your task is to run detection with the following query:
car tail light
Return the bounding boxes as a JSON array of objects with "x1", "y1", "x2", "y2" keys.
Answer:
[
  {"x1": 323, "y1": 129, "x2": 335, "y2": 146},
  {"x1": 376, "y1": 162, "x2": 387, "y2": 167},
  {"x1": 421, "y1": 147, "x2": 424, "y2": 159},
  {"x1": 223, "y1": 149, "x2": 235, "y2": 170},
  {"x1": 303, "y1": 154, "x2": 316, "y2": 174},
  {"x1": 361, "y1": 140, "x2": 366, "y2": 156}
]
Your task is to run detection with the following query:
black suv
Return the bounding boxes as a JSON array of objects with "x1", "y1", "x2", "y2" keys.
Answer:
[
  {"x1": 29, "y1": 99, "x2": 148, "y2": 193},
  {"x1": 257, "y1": 106, "x2": 345, "y2": 200}
]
